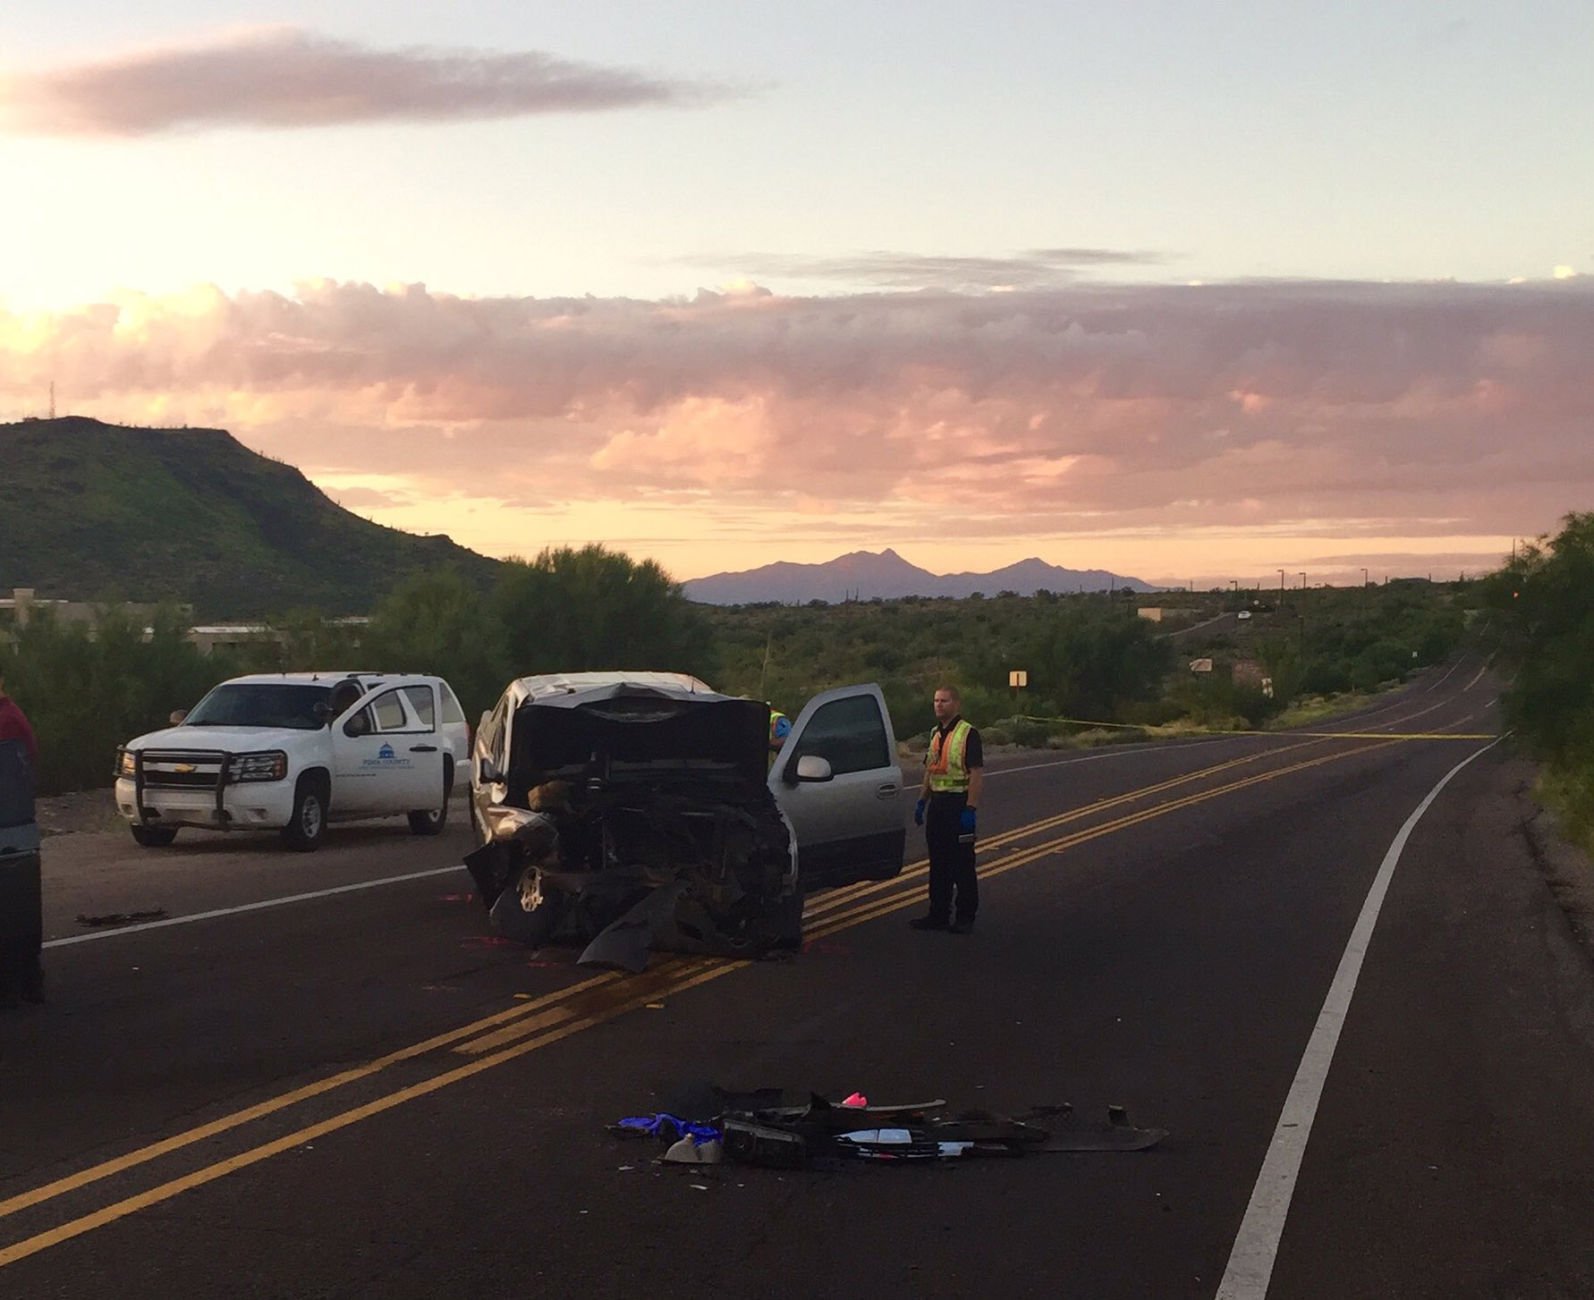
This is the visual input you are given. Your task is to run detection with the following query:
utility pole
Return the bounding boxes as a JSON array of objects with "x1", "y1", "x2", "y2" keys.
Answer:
[
  {"x1": 1299, "y1": 571, "x2": 1306, "y2": 590},
  {"x1": 49, "y1": 381, "x2": 55, "y2": 419},
  {"x1": 758, "y1": 631, "x2": 773, "y2": 698},
  {"x1": 1277, "y1": 569, "x2": 1285, "y2": 605}
]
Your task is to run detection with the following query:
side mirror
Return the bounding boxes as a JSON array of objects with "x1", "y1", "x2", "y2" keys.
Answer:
[
  {"x1": 169, "y1": 709, "x2": 189, "y2": 726},
  {"x1": 312, "y1": 702, "x2": 332, "y2": 726},
  {"x1": 793, "y1": 754, "x2": 833, "y2": 784},
  {"x1": 343, "y1": 712, "x2": 372, "y2": 738},
  {"x1": 479, "y1": 758, "x2": 504, "y2": 785}
]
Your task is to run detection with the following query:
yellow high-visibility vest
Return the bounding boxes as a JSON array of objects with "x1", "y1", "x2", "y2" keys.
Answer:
[
  {"x1": 926, "y1": 719, "x2": 973, "y2": 793},
  {"x1": 769, "y1": 710, "x2": 791, "y2": 750}
]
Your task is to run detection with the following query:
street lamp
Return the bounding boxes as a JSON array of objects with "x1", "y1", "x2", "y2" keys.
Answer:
[
  {"x1": 1361, "y1": 567, "x2": 1368, "y2": 588},
  {"x1": 1277, "y1": 569, "x2": 1285, "y2": 601},
  {"x1": 1299, "y1": 571, "x2": 1306, "y2": 590}
]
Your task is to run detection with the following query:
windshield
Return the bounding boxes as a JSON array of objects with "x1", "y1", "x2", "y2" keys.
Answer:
[{"x1": 185, "y1": 683, "x2": 331, "y2": 731}]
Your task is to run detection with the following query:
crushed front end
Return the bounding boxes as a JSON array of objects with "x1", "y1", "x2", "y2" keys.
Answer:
[{"x1": 466, "y1": 688, "x2": 800, "y2": 971}]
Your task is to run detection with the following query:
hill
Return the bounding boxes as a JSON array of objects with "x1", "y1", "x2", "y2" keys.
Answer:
[
  {"x1": 682, "y1": 547, "x2": 1156, "y2": 604},
  {"x1": 0, "y1": 417, "x2": 503, "y2": 617}
]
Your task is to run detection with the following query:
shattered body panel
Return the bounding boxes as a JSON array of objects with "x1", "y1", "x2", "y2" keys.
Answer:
[{"x1": 466, "y1": 680, "x2": 801, "y2": 971}]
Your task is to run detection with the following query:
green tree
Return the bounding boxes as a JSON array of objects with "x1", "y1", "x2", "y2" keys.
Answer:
[
  {"x1": 491, "y1": 545, "x2": 719, "y2": 682},
  {"x1": 1480, "y1": 512, "x2": 1594, "y2": 765},
  {"x1": 0, "y1": 605, "x2": 219, "y2": 793},
  {"x1": 364, "y1": 567, "x2": 504, "y2": 718},
  {"x1": 1020, "y1": 609, "x2": 1172, "y2": 721}
]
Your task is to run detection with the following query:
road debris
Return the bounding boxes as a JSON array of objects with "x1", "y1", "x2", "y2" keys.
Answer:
[
  {"x1": 610, "y1": 1088, "x2": 1166, "y2": 1170},
  {"x1": 76, "y1": 909, "x2": 168, "y2": 927}
]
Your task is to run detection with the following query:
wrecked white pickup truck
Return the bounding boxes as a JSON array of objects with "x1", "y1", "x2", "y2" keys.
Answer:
[{"x1": 464, "y1": 672, "x2": 908, "y2": 970}]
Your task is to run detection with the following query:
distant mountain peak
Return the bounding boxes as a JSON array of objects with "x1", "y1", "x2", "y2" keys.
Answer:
[{"x1": 682, "y1": 550, "x2": 1154, "y2": 604}]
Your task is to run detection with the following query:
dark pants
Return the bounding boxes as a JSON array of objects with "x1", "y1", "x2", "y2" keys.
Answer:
[
  {"x1": 925, "y1": 793, "x2": 978, "y2": 924},
  {"x1": 0, "y1": 849, "x2": 43, "y2": 1004}
]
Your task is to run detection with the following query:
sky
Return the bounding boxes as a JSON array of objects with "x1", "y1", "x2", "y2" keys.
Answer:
[{"x1": 1, "y1": 2, "x2": 1590, "y2": 589}]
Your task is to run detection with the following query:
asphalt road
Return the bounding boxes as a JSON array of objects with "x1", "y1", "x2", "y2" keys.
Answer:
[{"x1": 4, "y1": 657, "x2": 1593, "y2": 1298}]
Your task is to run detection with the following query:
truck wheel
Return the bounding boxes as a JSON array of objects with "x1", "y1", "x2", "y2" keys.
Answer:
[
  {"x1": 408, "y1": 760, "x2": 451, "y2": 836},
  {"x1": 130, "y1": 824, "x2": 178, "y2": 848},
  {"x1": 282, "y1": 775, "x2": 328, "y2": 851}
]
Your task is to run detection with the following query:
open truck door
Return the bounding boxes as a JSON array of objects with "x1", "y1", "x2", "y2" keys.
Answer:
[{"x1": 770, "y1": 683, "x2": 907, "y2": 888}]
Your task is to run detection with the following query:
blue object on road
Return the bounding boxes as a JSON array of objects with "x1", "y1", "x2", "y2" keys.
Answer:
[{"x1": 616, "y1": 1113, "x2": 722, "y2": 1146}]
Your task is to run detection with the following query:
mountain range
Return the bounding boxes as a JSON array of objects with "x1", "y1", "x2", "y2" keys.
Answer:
[
  {"x1": 2, "y1": 417, "x2": 1154, "y2": 616},
  {"x1": 682, "y1": 549, "x2": 1155, "y2": 604}
]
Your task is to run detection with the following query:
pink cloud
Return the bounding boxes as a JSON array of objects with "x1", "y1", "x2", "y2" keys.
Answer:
[
  {"x1": 0, "y1": 27, "x2": 729, "y2": 137},
  {"x1": 1, "y1": 276, "x2": 1589, "y2": 549}
]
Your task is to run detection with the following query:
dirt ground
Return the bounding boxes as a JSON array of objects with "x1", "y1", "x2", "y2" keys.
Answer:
[
  {"x1": 34, "y1": 787, "x2": 126, "y2": 838},
  {"x1": 1504, "y1": 759, "x2": 1594, "y2": 961}
]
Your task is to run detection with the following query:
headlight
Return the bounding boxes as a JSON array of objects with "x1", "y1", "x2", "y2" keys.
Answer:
[
  {"x1": 115, "y1": 749, "x2": 136, "y2": 779},
  {"x1": 233, "y1": 751, "x2": 288, "y2": 782},
  {"x1": 485, "y1": 806, "x2": 558, "y2": 851}
]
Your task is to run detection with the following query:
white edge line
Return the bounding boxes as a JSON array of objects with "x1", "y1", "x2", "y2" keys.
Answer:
[
  {"x1": 1215, "y1": 736, "x2": 1501, "y2": 1300},
  {"x1": 43, "y1": 865, "x2": 464, "y2": 949}
]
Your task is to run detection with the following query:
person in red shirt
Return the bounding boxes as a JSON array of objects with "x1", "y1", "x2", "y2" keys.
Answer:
[{"x1": 0, "y1": 675, "x2": 39, "y2": 765}]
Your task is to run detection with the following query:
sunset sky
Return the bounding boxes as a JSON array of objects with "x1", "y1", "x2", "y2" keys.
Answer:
[{"x1": 1, "y1": 3, "x2": 1590, "y2": 589}]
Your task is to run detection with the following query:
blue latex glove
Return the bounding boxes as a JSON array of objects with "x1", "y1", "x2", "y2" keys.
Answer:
[
  {"x1": 914, "y1": 798, "x2": 926, "y2": 826},
  {"x1": 959, "y1": 807, "x2": 977, "y2": 836}
]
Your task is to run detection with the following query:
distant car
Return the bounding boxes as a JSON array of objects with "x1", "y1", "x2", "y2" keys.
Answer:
[
  {"x1": 1237, "y1": 610, "x2": 1253, "y2": 621},
  {"x1": 466, "y1": 671, "x2": 907, "y2": 968},
  {"x1": 114, "y1": 671, "x2": 470, "y2": 850}
]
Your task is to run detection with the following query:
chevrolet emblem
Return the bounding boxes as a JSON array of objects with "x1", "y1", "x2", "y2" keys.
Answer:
[{"x1": 174, "y1": 763, "x2": 196, "y2": 774}]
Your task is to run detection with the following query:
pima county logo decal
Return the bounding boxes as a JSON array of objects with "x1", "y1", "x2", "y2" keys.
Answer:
[{"x1": 362, "y1": 742, "x2": 412, "y2": 770}]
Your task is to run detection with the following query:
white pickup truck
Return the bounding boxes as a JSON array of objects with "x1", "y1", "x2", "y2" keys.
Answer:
[{"x1": 114, "y1": 672, "x2": 470, "y2": 851}]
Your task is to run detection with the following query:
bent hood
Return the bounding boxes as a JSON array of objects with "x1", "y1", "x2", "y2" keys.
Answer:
[
  {"x1": 508, "y1": 683, "x2": 768, "y2": 788},
  {"x1": 124, "y1": 724, "x2": 318, "y2": 753}
]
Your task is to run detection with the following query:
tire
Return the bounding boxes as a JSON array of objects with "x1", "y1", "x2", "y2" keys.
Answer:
[
  {"x1": 130, "y1": 824, "x2": 178, "y2": 848},
  {"x1": 282, "y1": 775, "x2": 328, "y2": 851},
  {"x1": 408, "y1": 758, "x2": 452, "y2": 837}
]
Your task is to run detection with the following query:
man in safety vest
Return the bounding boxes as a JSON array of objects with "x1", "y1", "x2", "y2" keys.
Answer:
[{"x1": 910, "y1": 684, "x2": 984, "y2": 934}]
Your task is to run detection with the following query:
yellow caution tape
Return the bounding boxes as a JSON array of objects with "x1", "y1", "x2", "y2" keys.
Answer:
[{"x1": 1010, "y1": 715, "x2": 1492, "y2": 741}]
